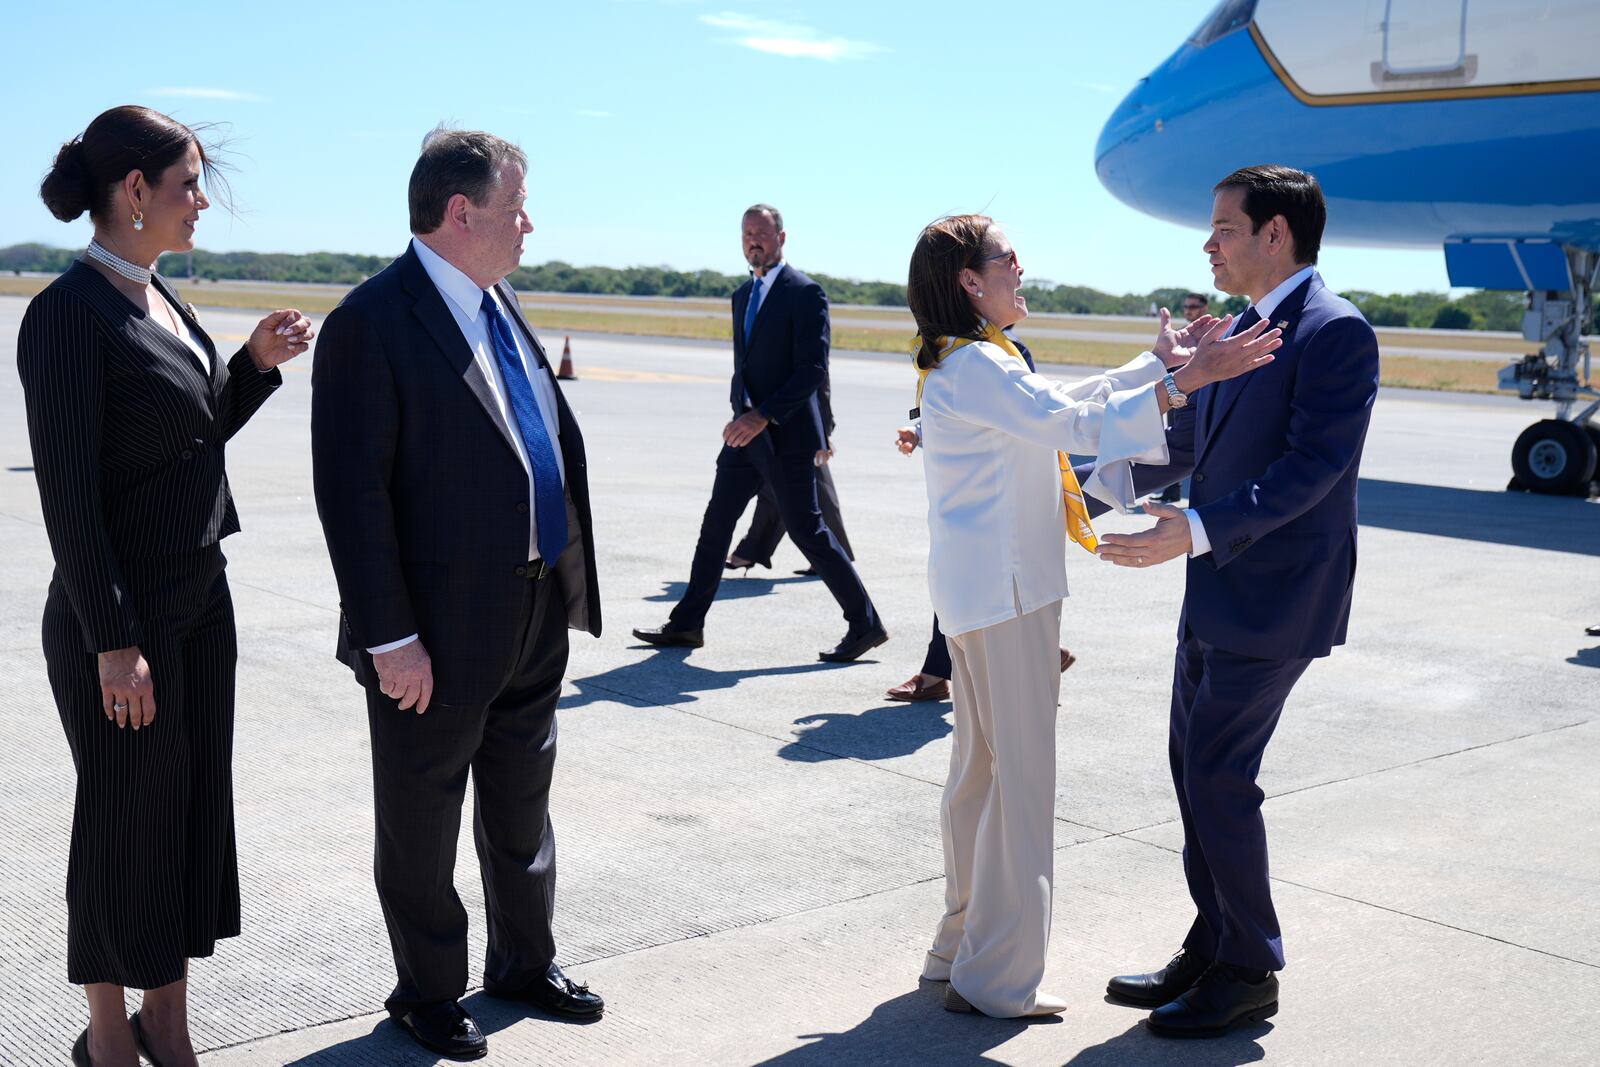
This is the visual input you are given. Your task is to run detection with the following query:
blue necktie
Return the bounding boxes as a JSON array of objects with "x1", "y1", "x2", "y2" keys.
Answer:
[
  {"x1": 481, "y1": 291, "x2": 567, "y2": 564},
  {"x1": 744, "y1": 277, "x2": 761, "y2": 345}
]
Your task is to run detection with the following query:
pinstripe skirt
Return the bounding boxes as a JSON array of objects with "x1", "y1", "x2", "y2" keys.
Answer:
[{"x1": 43, "y1": 545, "x2": 241, "y2": 989}]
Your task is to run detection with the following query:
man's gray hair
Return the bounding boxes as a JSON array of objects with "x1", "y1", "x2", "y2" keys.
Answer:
[{"x1": 409, "y1": 125, "x2": 527, "y2": 234}]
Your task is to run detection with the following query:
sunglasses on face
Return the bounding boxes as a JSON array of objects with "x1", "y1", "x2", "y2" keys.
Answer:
[{"x1": 981, "y1": 249, "x2": 1019, "y2": 270}]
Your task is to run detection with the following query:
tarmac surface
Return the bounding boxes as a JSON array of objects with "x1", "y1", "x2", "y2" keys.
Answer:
[{"x1": 1, "y1": 296, "x2": 1596, "y2": 1065}]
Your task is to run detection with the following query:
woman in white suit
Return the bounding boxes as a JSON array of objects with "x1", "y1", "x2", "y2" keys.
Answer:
[{"x1": 909, "y1": 214, "x2": 1279, "y2": 1018}]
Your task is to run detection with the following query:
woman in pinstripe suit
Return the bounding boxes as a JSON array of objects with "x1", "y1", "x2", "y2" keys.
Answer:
[{"x1": 17, "y1": 106, "x2": 313, "y2": 1067}]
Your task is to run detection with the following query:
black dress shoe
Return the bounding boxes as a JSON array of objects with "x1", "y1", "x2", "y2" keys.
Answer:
[
  {"x1": 392, "y1": 1000, "x2": 487, "y2": 1060},
  {"x1": 1106, "y1": 947, "x2": 1211, "y2": 1007},
  {"x1": 632, "y1": 625, "x2": 704, "y2": 648},
  {"x1": 71, "y1": 1028, "x2": 91, "y2": 1067},
  {"x1": 488, "y1": 963, "x2": 604, "y2": 1019},
  {"x1": 1146, "y1": 963, "x2": 1278, "y2": 1038},
  {"x1": 130, "y1": 1012, "x2": 169, "y2": 1067},
  {"x1": 819, "y1": 624, "x2": 889, "y2": 663},
  {"x1": 1587, "y1": 623, "x2": 1600, "y2": 637},
  {"x1": 793, "y1": 566, "x2": 817, "y2": 577}
]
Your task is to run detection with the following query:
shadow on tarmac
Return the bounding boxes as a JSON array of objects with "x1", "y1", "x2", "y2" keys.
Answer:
[
  {"x1": 780, "y1": 702, "x2": 953, "y2": 762},
  {"x1": 755, "y1": 983, "x2": 1045, "y2": 1065},
  {"x1": 1566, "y1": 645, "x2": 1600, "y2": 668},
  {"x1": 277, "y1": 990, "x2": 599, "y2": 1066},
  {"x1": 1357, "y1": 478, "x2": 1600, "y2": 555},
  {"x1": 643, "y1": 575, "x2": 813, "y2": 602},
  {"x1": 564, "y1": 645, "x2": 851, "y2": 710}
]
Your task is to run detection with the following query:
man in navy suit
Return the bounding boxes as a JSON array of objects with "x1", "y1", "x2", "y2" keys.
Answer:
[
  {"x1": 1094, "y1": 165, "x2": 1380, "y2": 1037},
  {"x1": 634, "y1": 205, "x2": 887, "y2": 661}
]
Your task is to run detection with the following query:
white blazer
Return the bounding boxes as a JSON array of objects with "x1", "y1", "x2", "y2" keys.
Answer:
[{"x1": 919, "y1": 343, "x2": 1169, "y2": 636}]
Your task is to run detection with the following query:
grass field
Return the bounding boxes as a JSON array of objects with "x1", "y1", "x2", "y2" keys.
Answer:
[{"x1": 0, "y1": 275, "x2": 1521, "y2": 395}]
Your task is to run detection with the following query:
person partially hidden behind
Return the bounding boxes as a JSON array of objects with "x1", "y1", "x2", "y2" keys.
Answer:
[
  {"x1": 311, "y1": 128, "x2": 604, "y2": 1060},
  {"x1": 1094, "y1": 165, "x2": 1380, "y2": 1038},
  {"x1": 634, "y1": 204, "x2": 887, "y2": 662}
]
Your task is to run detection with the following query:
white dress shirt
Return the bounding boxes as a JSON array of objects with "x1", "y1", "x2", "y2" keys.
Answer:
[
  {"x1": 1183, "y1": 264, "x2": 1314, "y2": 557},
  {"x1": 920, "y1": 344, "x2": 1168, "y2": 636},
  {"x1": 742, "y1": 261, "x2": 784, "y2": 407},
  {"x1": 368, "y1": 238, "x2": 566, "y2": 655}
]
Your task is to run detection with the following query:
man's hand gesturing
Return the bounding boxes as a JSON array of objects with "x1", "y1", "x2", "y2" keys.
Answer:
[{"x1": 374, "y1": 640, "x2": 434, "y2": 713}]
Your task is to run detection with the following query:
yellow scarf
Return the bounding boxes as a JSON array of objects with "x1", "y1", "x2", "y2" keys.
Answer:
[{"x1": 914, "y1": 323, "x2": 1099, "y2": 554}]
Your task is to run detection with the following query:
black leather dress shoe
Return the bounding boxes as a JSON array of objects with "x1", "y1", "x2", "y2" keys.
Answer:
[
  {"x1": 71, "y1": 1028, "x2": 91, "y2": 1067},
  {"x1": 488, "y1": 963, "x2": 605, "y2": 1019},
  {"x1": 819, "y1": 624, "x2": 889, "y2": 663},
  {"x1": 793, "y1": 566, "x2": 817, "y2": 577},
  {"x1": 1146, "y1": 963, "x2": 1278, "y2": 1038},
  {"x1": 632, "y1": 625, "x2": 704, "y2": 648},
  {"x1": 1587, "y1": 623, "x2": 1600, "y2": 637},
  {"x1": 392, "y1": 1000, "x2": 487, "y2": 1060},
  {"x1": 1106, "y1": 947, "x2": 1211, "y2": 1007}
]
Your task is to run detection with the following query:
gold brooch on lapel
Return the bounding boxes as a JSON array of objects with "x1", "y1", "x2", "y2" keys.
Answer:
[{"x1": 184, "y1": 301, "x2": 202, "y2": 325}]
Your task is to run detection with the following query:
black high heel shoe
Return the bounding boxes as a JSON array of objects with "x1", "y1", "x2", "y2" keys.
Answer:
[
  {"x1": 71, "y1": 1028, "x2": 92, "y2": 1067},
  {"x1": 130, "y1": 1011, "x2": 170, "y2": 1067},
  {"x1": 725, "y1": 554, "x2": 767, "y2": 573}
]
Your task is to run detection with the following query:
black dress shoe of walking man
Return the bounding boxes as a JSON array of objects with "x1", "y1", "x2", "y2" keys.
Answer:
[
  {"x1": 1106, "y1": 947, "x2": 1211, "y2": 1007},
  {"x1": 1146, "y1": 963, "x2": 1278, "y2": 1038},
  {"x1": 392, "y1": 1000, "x2": 487, "y2": 1060},
  {"x1": 819, "y1": 624, "x2": 889, "y2": 663},
  {"x1": 489, "y1": 962, "x2": 605, "y2": 1019},
  {"x1": 632, "y1": 625, "x2": 704, "y2": 648}
]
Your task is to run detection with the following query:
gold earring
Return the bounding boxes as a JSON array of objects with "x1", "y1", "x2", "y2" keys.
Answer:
[{"x1": 132, "y1": 210, "x2": 144, "y2": 232}]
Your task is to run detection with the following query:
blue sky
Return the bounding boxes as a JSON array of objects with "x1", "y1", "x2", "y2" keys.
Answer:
[{"x1": 0, "y1": 0, "x2": 1455, "y2": 296}]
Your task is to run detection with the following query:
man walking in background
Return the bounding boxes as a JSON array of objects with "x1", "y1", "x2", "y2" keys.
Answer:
[{"x1": 634, "y1": 204, "x2": 887, "y2": 661}]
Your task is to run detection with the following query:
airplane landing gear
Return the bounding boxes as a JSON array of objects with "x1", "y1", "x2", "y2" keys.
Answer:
[{"x1": 1509, "y1": 419, "x2": 1598, "y2": 495}]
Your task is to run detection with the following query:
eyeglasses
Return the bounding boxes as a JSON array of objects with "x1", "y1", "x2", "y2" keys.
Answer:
[
  {"x1": 1182, "y1": 303, "x2": 1206, "y2": 312},
  {"x1": 980, "y1": 249, "x2": 1019, "y2": 270}
]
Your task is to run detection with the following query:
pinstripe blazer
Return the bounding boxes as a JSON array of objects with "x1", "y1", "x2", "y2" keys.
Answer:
[{"x1": 17, "y1": 262, "x2": 282, "y2": 653}]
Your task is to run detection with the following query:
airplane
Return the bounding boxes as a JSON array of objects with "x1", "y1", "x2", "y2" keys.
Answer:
[{"x1": 1094, "y1": 0, "x2": 1600, "y2": 495}]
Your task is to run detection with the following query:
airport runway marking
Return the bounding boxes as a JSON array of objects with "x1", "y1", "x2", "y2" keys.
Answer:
[{"x1": 561, "y1": 366, "x2": 723, "y2": 383}]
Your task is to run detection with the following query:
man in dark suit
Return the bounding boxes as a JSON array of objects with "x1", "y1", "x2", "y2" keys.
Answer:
[
  {"x1": 634, "y1": 204, "x2": 887, "y2": 661},
  {"x1": 1094, "y1": 165, "x2": 1380, "y2": 1038},
  {"x1": 312, "y1": 128, "x2": 604, "y2": 1060}
]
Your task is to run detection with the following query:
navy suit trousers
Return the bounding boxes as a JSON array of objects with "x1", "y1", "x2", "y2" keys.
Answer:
[
  {"x1": 669, "y1": 438, "x2": 876, "y2": 633},
  {"x1": 1171, "y1": 626, "x2": 1311, "y2": 972}
]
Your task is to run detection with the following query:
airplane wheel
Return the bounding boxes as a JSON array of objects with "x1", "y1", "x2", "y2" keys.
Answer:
[{"x1": 1511, "y1": 419, "x2": 1597, "y2": 494}]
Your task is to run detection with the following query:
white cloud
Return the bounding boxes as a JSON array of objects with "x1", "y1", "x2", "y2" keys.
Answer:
[
  {"x1": 699, "y1": 12, "x2": 882, "y2": 62},
  {"x1": 145, "y1": 87, "x2": 264, "y2": 102}
]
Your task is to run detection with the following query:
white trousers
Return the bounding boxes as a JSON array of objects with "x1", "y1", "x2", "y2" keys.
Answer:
[{"x1": 922, "y1": 597, "x2": 1062, "y2": 1017}]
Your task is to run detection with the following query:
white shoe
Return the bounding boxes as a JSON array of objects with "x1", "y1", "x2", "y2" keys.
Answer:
[{"x1": 1025, "y1": 992, "x2": 1067, "y2": 1016}]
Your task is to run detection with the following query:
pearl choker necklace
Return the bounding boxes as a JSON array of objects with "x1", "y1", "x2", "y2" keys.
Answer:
[{"x1": 86, "y1": 239, "x2": 155, "y2": 285}]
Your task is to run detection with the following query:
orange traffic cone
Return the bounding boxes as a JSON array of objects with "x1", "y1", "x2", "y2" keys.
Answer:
[{"x1": 557, "y1": 335, "x2": 577, "y2": 380}]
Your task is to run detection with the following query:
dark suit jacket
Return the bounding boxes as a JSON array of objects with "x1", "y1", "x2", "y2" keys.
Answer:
[
  {"x1": 1100, "y1": 273, "x2": 1379, "y2": 660},
  {"x1": 17, "y1": 263, "x2": 281, "y2": 652},
  {"x1": 311, "y1": 244, "x2": 600, "y2": 706},
  {"x1": 731, "y1": 265, "x2": 829, "y2": 455}
]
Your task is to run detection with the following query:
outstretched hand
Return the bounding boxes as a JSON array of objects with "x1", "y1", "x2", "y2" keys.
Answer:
[
  {"x1": 1097, "y1": 501, "x2": 1192, "y2": 568},
  {"x1": 1178, "y1": 315, "x2": 1281, "y2": 390},
  {"x1": 1152, "y1": 308, "x2": 1222, "y2": 369},
  {"x1": 894, "y1": 425, "x2": 919, "y2": 455},
  {"x1": 247, "y1": 309, "x2": 314, "y2": 370}
]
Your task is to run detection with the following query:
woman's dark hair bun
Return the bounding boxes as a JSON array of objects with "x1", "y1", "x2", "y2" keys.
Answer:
[
  {"x1": 37, "y1": 105, "x2": 230, "y2": 226},
  {"x1": 40, "y1": 138, "x2": 94, "y2": 222}
]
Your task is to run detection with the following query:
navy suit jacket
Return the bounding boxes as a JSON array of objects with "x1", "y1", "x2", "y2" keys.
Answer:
[
  {"x1": 1093, "y1": 273, "x2": 1379, "y2": 661},
  {"x1": 312, "y1": 245, "x2": 602, "y2": 706},
  {"x1": 731, "y1": 265, "x2": 829, "y2": 456}
]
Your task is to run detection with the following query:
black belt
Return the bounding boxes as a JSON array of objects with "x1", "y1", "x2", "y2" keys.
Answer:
[{"x1": 515, "y1": 558, "x2": 552, "y2": 580}]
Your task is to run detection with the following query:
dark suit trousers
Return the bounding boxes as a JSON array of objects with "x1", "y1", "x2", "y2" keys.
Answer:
[
  {"x1": 733, "y1": 461, "x2": 854, "y2": 566},
  {"x1": 921, "y1": 615, "x2": 952, "y2": 680},
  {"x1": 1170, "y1": 626, "x2": 1311, "y2": 972},
  {"x1": 44, "y1": 546, "x2": 241, "y2": 989},
  {"x1": 669, "y1": 439, "x2": 877, "y2": 633},
  {"x1": 367, "y1": 570, "x2": 567, "y2": 1013}
]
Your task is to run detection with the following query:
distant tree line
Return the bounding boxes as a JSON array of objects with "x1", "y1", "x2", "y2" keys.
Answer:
[{"x1": 4, "y1": 243, "x2": 1594, "y2": 332}]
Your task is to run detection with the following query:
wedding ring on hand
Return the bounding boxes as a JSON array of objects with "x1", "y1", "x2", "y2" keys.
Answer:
[{"x1": 113, "y1": 702, "x2": 128, "y2": 710}]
